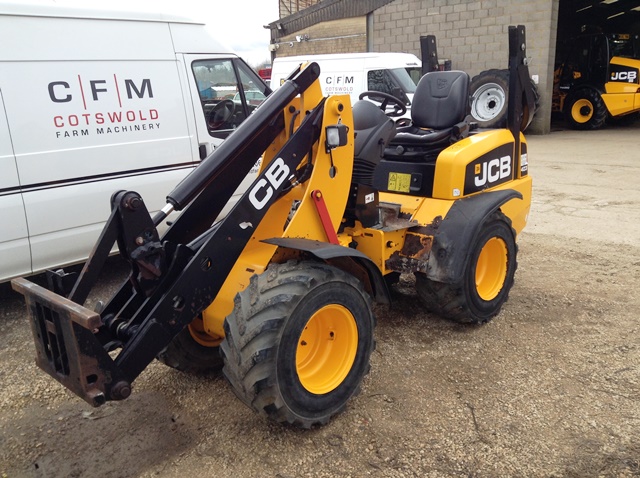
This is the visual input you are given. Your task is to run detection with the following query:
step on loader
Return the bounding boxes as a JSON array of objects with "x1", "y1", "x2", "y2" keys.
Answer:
[{"x1": 12, "y1": 26, "x2": 534, "y2": 428}]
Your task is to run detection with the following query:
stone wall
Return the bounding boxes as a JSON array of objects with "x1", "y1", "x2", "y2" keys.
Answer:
[{"x1": 273, "y1": 17, "x2": 367, "y2": 57}]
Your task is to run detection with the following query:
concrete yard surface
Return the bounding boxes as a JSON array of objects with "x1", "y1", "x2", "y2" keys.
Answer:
[{"x1": 1, "y1": 122, "x2": 639, "y2": 477}]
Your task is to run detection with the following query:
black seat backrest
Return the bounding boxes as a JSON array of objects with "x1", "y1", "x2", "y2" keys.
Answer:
[
  {"x1": 410, "y1": 71, "x2": 469, "y2": 130},
  {"x1": 352, "y1": 100, "x2": 396, "y2": 160},
  {"x1": 352, "y1": 99, "x2": 397, "y2": 186}
]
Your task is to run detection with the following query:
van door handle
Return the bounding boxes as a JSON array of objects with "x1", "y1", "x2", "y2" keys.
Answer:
[{"x1": 199, "y1": 143, "x2": 208, "y2": 160}]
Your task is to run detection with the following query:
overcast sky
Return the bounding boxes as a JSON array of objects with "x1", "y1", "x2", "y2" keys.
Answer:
[
  {"x1": 162, "y1": 0, "x2": 280, "y2": 66},
  {"x1": 51, "y1": 0, "x2": 280, "y2": 66}
]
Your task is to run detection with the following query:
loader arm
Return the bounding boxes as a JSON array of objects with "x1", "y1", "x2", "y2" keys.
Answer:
[{"x1": 11, "y1": 62, "x2": 345, "y2": 406}]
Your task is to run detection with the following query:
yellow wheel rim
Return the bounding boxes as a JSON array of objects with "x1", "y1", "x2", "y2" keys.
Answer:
[
  {"x1": 571, "y1": 99, "x2": 593, "y2": 123},
  {"x1": 296, "y1": 304, "x2": 358, "y2": 395},
  {"x1": 188, "y1": 316, "x2": 223, "y2": 347},
  {"x1": 475, "y1": 237, "x2": 508, "y2": 301}
]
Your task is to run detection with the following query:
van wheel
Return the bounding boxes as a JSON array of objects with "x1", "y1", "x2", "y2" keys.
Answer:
[
  {"x1": 564, "y1": 88, "x2": 607, "y2": 130},
  {"x1": 157, "y1": 316, "x2": 223, "y2": 374},
  {"x1": 415, "y1": 212, "x2": 517, "y2": 324},
  {"x1": 221, "y1": 261, "x2": 376, "y2": 428}
]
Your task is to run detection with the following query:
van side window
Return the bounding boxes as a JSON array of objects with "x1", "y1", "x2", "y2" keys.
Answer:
[
  {"x1": 192, "y1": 59, "x2": 270, "y2": 140},
  {"x1": 236, "y1": 64, "x2": 268, "y2": 115},
  {"x1": 367, "y1": 69, "x2": 396, "y2": 95}
]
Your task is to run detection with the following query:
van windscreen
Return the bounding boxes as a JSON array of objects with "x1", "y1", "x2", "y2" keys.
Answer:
[{"x1": 389, "y1": 68, "x2": 419, "y2": 92}]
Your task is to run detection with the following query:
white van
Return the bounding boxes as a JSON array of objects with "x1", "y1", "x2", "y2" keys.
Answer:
[
  {"x1": 0, "y1": 2, "x2": 270, "y2": 282},
  {"x1": 270, "y1": 52, "x2": 422, "y2": 113}
]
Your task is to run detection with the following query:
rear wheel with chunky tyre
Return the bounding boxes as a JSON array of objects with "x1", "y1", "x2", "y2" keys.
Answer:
[
  {"x1": 415, "y1": 212, "x2": 517, "y2": 324},
  {"x1": 157, "y1": 316, "x2": 223, "y2": 374},
  {"x1": 563, "y1": 88, "x2": 607, "y2": 130},
  {"x1": 221, "y1": 261, "x2": 376, "y2": 428}
]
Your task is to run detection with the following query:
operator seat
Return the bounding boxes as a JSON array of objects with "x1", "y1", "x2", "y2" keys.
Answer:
[
  {"x1": 385, "y1": 70, "x2": 471, "y2": 162},
  {"x1": 352, "y1": 99, "x2": 397, "y2": 186},
  {"x1": 347, "y1": 98, "x2": 398, "y2": 226}
]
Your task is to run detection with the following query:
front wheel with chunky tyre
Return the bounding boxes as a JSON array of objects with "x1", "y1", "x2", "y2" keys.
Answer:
[
  {"x1": 563, "y1": 88, "x2": 607, "y2": 130},
  {"x1": 415, "y1": 212, "x2": 517, "y2": 324},
  {"x1": 220, "y1": 261, "x2": 376, "y2": 428}
]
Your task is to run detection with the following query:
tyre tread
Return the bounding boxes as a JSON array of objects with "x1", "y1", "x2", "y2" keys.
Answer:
[
  {"x1": 416, "y1": 212, "x2": 518, "y2": 325},
  {"x1": 220, "y1": 260, "x2": 374, "y2": 428},
  {"x1": 564, "y1": 88, "x2": 607, "y2": 130}
]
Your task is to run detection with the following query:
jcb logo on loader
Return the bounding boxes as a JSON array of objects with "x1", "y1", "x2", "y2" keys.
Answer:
[
  {"x1": 610, "y1": 67, "x2": 639, "y2": 83},
  {"x1": 611, "y1": 71, "x2": 637, "y2": 82},
  {"x1": 249, "y1": 157, "x2": 290, "y2": 210},
  {"x1": 464, "y1": 145, "x2": 514, "y2": 195},
  {"x1": 474, "y1": 156, "x2": 511, "y2": 188}
]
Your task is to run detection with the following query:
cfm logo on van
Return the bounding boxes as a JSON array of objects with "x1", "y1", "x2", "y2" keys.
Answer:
[
  {"x1": 48, "y1": 75, "x2": 160, "y2": 139},
  {"x1": 324, "y1": 75, "x2": 355, "y2": 94},
  {"x1": 463, "y1": 144, "x2": 514, "y2": 195},
  {"x1": 610, "y1": 65, "x2": 639, "y2": 83}
]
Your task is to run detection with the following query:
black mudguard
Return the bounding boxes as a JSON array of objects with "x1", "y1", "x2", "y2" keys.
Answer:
[
  {"x1": 262, "y1": 237, "x2": 390, "y2": 304},
  {"x1": 426, "y1": 189, "x2": 522, "y2": 284}
]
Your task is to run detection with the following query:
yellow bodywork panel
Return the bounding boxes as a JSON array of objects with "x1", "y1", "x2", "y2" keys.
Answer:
[
  {"x1": 338, "y1": 227, "x2": 406, "y2": 275},
  {"x1": 432, "y1": 129, "x2": 531, "y2": 232},
  {"x1": 603, "y1": 57, "x2": 640, "y2": 116},
  {"x1": 202, "y1": 84, "x2": 355, "y2": 339},
  {"x1": 607, "y1": 57, "x2": 640, "y2": 93},
  {"x1": 494, "y1": 175, "x2": 531, "y2": 235},
  {"x1": 604, "y1": 81, "x2": 639, "y2": 94},
  {"x1": 385, "y1": 194, "x2": 454, "y2": 228},
  {"x1": 601, "y1": 91, "x2": 640, "y2": 116},
  {"x1": 431, "y1": 129, "x2": 523, "y2": 199}
]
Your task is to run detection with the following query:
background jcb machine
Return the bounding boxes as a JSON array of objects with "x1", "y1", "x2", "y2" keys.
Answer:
[
  {"x1": 554, "y1": 31, "x2": 640, "y2": 129},
  {"x1": 13, "y1": 26, "x2": 534, "y2": 428}
]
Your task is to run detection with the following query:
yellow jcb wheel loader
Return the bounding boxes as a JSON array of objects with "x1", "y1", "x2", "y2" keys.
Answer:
[
  {"x1": 12, "y1": 26, "x2": 534, "y2": 429},
  {"x1": 553, "y1": 32, "x2": 640, "y2": 129}
]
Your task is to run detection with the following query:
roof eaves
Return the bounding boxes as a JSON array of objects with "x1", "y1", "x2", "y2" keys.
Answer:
[{"x1": 267, "y1": 0, "x2": 396, "y2": 38}]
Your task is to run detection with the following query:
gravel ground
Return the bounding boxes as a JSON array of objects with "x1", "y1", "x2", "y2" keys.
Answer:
[{"x1": 1, "y1": 122, "x2": 640, "y2": 477}]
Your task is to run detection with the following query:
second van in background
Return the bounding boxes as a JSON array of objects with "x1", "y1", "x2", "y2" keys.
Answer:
[{"x1": 270, "y1": 52, "x2": 422, "y2": 114}]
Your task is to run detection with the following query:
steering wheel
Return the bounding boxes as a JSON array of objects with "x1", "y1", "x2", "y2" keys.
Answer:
[
  {"x1": 207, "y1": 99, "x2": 235, "y2": 129},
  {"x1": 358, "y1": 91, "x2": 407, "y2": 117}
]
